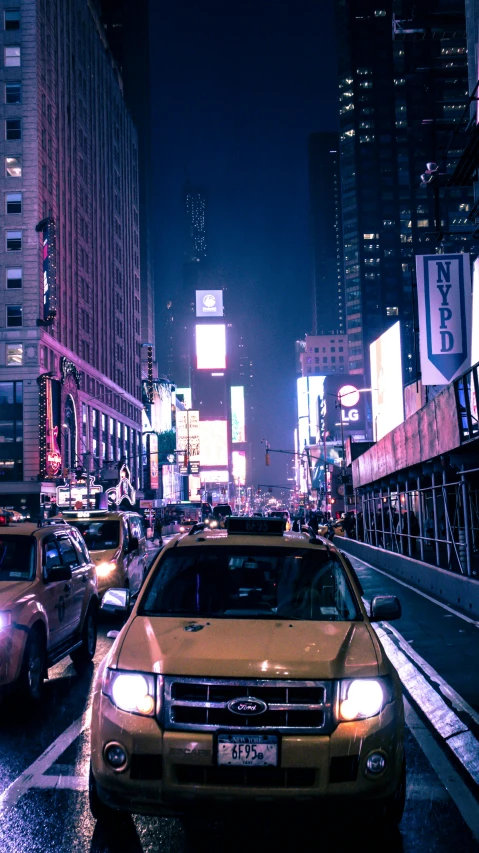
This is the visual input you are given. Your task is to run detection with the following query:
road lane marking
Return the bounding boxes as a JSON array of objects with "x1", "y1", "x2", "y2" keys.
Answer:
[
  {"x1": 348, "y1": 553, "x2": 479, "y2": 628},
  {"x1": 33, "y1": 774, "x2": 88, "y2": 791},
  {"x1": 0, "y1": 706, "x2": 91, "y2": 814},
  {"x1": 404, "y1": 698, "x2": 479, "y2": 842}
]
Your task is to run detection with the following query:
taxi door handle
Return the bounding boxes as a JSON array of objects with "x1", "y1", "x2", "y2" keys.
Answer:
[{"x1": 64, "y1": 583, "x2": 71, "y2": 594}]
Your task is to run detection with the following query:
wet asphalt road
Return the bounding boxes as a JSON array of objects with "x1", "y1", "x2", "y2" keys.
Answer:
[{"x1": 0, "y1": 547, "x2": 478, "y2": 852}]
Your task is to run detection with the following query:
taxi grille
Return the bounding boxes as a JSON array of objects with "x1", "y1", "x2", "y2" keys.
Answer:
[{"x1": 163, "y1": 677, "x2": 333, "y2": 734}]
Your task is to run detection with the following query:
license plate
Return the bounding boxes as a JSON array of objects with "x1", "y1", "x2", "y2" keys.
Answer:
[{"x1": 217, "y1": 734, "x2": 278, "y2": 767}]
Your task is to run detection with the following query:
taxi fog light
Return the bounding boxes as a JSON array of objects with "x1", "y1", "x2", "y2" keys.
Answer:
[
  {"x1": 104, "y1": 743, "x2": 127, "y2": 769},
  {"x1": 338, "y1": 679, "x2": 386, "y2": 721},
  {"x1": 103, "y1": 669, "x2": 158, "y2": 717},
  {"x1": 96, "y1": 560, "x2": 117, "y2": 578},
  {"x1": 366, "y1": 752, "x2": 387, "y2": 775},
  {"x1": 0, "y1": 612, "x2": 12, "y2": 632}
]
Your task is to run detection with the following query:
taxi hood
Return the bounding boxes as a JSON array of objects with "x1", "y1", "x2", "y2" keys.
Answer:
[
  {"x1": 0, "y1": 579, "x2": 34, "y2": 608},
  {"x1": 115, "y1": 615, "x2": 381, "y2": 680}
]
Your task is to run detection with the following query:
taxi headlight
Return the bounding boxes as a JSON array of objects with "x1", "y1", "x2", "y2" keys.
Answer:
[
  {"x1": 96, "y1": 561, "x2": 117, "y2": 578},
  {"x1": 337, "y1": 678, "x2": 391, "y2": 721},
  {"x1": 209, "y1": 519, "x2": 218, "y2": 528},
  {"x1": 102, "y1": 669, "x2": 160, "y2": 717},
  {"x1": 0, "y1": 611, "x2": 12, "y2": 632}
]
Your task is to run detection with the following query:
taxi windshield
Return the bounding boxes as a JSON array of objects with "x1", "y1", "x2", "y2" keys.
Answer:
[
  {"x1": 141, "y1": 546, "x2": 361, "y2": 622},
  {"x1": 68, "y1": 520, "x2": 120, "y2": 551},
  {"x1": 0, "y1": 536, "x2": 35, "y2": 580}
]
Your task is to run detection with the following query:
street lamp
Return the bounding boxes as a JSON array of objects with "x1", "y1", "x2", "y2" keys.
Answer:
[{"x1": 334, "y1": 387, "x2": 375, "y2": 467}]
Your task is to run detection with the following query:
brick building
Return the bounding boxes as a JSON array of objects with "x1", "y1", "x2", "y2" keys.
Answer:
[{"x1": 0, "y1": 0, "x2": 143, "y2": 515}]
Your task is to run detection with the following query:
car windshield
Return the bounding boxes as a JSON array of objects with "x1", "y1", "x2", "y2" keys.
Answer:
[
  {"x1": 270, "y1": 511, "x2": 288, "y2": 519},
  {"x1": 69, "y1": 520, "x2": 120, "y2": 551},
  {"x1": 0, "y1": 536, "x2": 35, "y2": 580},
  {"x1": 140, "y1": 546, "x2": 361, "y2": 622}
]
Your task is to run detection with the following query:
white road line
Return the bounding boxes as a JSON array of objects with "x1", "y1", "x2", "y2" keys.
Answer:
[
  {"x1": 0, "y1": 706, "x2": 91, "y2": 815},
  {"x1": 348, "y1": 553, "x2": 479, "y2": 628},
  {"x1": 404, "y1": 698, "x2": 479, "y2": 842},
  {"x1": 33, "y1": 775, "x2": 88, "y2": 791}
]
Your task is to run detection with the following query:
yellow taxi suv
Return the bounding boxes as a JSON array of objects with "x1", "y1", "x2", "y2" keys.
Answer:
[
  {"x1": 0, "y1": 521, "x2": 98, "y2": 702},
  {"x1": 90, "y1": 517, "x2": 405, "y2": 824},
  {"x1": 61, "y1": 510, "x2": 147, "y2": 598}
]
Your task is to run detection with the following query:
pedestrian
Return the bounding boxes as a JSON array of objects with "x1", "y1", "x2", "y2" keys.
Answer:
[
  {"x1": 425, "y1": 511, "x2": 434, "y2": 547},
  {"x1": 409, "y1": 511, "x2": 419, "y2": 554},
  {"x1": 153, "y1": 513, "x2": 163, "y2": 547}
]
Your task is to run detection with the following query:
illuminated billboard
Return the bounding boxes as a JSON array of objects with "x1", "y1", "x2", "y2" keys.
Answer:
[
  {"x1": 231, "y1": 386, "x2": 245, "y2": 442},
  {"x1": 199, "y1": 420, "x2": 228, "y2": 466},
  {"x1": 232, "y1": 450, "x2": 246, "y2": 485},
  {"x1": 370, "y1": 322, "x2": 404, "y2": 441},
  {"x1": 175, "y1": 387, "x2": 192, "y2": 410},
  {"x1": 196, "y1": 324, "x2": 226, "y2": 370},
  {"x1": 196, "y1": 290, "x2": 224, "y2": 318},
  {"x1": 200, "y1": 469, "x2": 229, "y2": 484}
]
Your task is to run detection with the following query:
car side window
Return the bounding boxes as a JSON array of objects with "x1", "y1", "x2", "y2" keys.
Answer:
[
  {"x1": 43, "y1": 539, "x2": 62, "y2": 577},
  {"x1": 69, "y1": 528, "x2": 89, "y2": 566},
  {"x1": 56, "y1": 536, "x2": 80, "y2": 568},
  {"x1": 122, "y1": 517, "x2": 130, "y2": 549}
]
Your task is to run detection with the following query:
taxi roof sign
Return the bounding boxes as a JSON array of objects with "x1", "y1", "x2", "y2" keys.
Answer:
[{"x1": 226, "y1": 517, "x2": 285, "y2": 536}]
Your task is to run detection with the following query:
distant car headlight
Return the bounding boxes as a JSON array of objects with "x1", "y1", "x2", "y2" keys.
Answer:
[
  {"x1": 209, "y1": 519, "x2": 218, "y2": 528},
  {"x1": 179, "y1": 526, "x2": 185, "y2": 532},
  {"x1": 96, "y1": 561, "x2": 117, "y2": 578},
  {"x1": 337, "y1": 678, "x2": 391, "y2": 721},
  {"x1": 0, "y1": 612, "x2": 12, "y2": 632},
  {"x1": 102, "y1": 669, "x2": 160, "y2": 717}
]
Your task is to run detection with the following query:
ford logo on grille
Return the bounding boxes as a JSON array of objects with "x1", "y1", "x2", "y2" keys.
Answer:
[{"x1": 227, "y1": 697, "x2": 268, "y2": 716}]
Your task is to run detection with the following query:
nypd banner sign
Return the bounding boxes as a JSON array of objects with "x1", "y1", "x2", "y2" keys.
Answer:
[{"x1": 416, "y1": 253, "x2": 472, "y2": 385}]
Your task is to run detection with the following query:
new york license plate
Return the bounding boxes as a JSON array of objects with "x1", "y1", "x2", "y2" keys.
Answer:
[{"x1": 217, "y1": 734, "x2": 278, "y2": 767}]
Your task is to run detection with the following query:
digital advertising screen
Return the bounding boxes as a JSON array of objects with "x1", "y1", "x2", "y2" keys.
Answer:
[
  {"x1": 196, "y1": 290, "x2": 224, "y2": 318},
  {"x1": 232, "y1": 450, "x2": 246, "y2": 485},
  {"x1": 370, "y1": 321, "x2": 404, "y2": 441},
  {"x1": 231, "y1": 386, "x2": 245, "y2": 443},
  {"x1": 199, "y1": 419, "x2": 228, "y2": 466},
  {"x1": 196, "y1": 324, "x2": 226, "y2": 370}
]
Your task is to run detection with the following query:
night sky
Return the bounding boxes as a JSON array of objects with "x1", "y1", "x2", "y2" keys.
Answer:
[{"x1": 149, "y1": 0, "x2": 337, "y2": 488}]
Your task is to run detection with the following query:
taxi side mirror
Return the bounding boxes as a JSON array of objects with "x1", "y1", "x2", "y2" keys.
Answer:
[
  {"x1": 44, "y1": 565, "x2": 72, "y2": 584},
  {"x1": 101, "y1": 588, "x2": 130, "y2": 613},
  {"x1": 370, "y1": 595, "x2": 401, "y2": 622}
]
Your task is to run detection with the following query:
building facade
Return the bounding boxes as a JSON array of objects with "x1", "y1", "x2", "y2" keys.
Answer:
[
  {"x1": 336, "y1": 0, "x2": 472, "y2": 380},
  {"x1": 300, "y1": 333, "x2": 348, "y2": 377},
  {"x1": 0, "y1": 0, "x2": 143, "y2": 515},
  {"x1": 308, "y1": 132, "x2": 345, "y2": 335}
]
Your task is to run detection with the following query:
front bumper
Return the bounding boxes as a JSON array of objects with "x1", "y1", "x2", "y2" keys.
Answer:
[{"x1": 91, "y1": 689, "x2": 404, "y2": 816}]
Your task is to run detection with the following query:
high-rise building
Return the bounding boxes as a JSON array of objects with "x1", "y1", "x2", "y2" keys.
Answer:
[
  {"x1": 99, "y1": 0, "x2": 156, "y2": 358},
  {"x1": 184, "y1": 180, "x2": 207, "y2": 264},
  {"x1": 308, "y1": 133, "x2": 345, "y2": 335},
  {"x1": 336, "y1": 0, "x2": 472, "y2": 380},
  {"x1": 300, "y1": 334, "x2": 347, "y2": 377},
  {"x1": 0, "y1": 0, "x2": 143, "y2": 515}
]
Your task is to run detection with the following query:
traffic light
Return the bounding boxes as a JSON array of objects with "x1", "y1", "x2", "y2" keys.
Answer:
[
  {"x1": 183, "y1": 452, "x2": 188, "y2": 468},
  {"x1": 265, "y1": 450, "x2": 270, "y2": 466}
]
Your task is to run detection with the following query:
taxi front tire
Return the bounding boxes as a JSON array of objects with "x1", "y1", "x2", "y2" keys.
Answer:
[
  {"x1": 18, "y1": 627, "x2": 46, "y2": 702},
  {"x1": 89, "y1": 764, "x2": 122, "y2": 822},
  {"x1": 71, "y1": 604, "x2": 97, "y2": 672},
  {"x1": 370, "y1": 755, "x2": 406, "y2": 825}
]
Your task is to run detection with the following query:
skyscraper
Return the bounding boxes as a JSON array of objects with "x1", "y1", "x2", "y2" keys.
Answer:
[
  {"x1": 0, "y1": 0, "x2": 143, "y2": 514},
  {"x1": 99, "y1": 0, "x2": 156, "y2": 354},
  {"x1": 184, "y1": 180, "x2": 207, "y2": 264},
  {"x1": 308, "y1": 133, "x2": 345, "y2": 335},
  {"x1": 335, "y1": 0, "x2": 472, "y2": 381}
]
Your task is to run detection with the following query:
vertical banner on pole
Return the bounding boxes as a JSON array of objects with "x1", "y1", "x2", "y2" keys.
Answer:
[{"x1": 415, "y1": 253, "x2": 472, "y2": 384}]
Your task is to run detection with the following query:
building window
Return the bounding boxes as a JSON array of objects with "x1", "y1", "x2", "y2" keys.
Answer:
[
  {"x1": 6, "y1": 192, "x2": 22, "y2": 214},
  {"x1": 6, "y1": 230, "x2": 21, "y2": 252},
  {"x1": 6, "y1": 267, "x2": 21, "y2": 288},
  {"x1": 6, "y1": 119, "x2": 21, "y2": 140},
  {"x1": 6, "y1": 343, "x2": 22, "y2": 365},
  {"x1": 6, "y1": 230, "x2": 21, "y2": 251},
  {"x1": 386, "y1": 306, "x2": 399, "y2": 316},
  {"x1": 6, "y1": 305, "x2": 22, "y2": 327},
  {"x1": 4, "y1": 9, "x2": 20, "y2": 29},
  {"x1": 323, "y1": 357, "x2": 328, "y2": 363},
  {"x1": 331, "y1": 357, "x2": 336, "y2": 363},
  {"x1": 5, "y1": 82, "x2": 20, "y2": 104},
  {"x1": 0, "y1": 380, "x2": 23, "y2": 481},
  {"x1": 5, "y1": 156, "x2": 21, "y2": 177},
  {"x1": 4, "y1": 46, "x2": 20, "y2": 66},
  {"x1": 314, "y1": 347, "x2": 319, "y2": 353}
]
